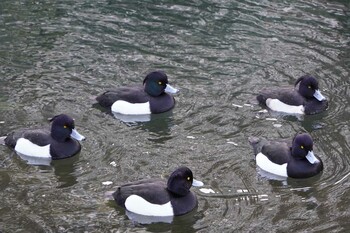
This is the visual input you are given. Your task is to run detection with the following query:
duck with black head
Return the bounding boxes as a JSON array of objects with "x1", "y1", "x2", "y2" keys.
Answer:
[
  {"x1": 257, "y1": 75, "x2": 328, "y2": 115},
  {"x1": 0, "y1": 114, "x2": 85, "y2": 163},
  {"x1": 249, "y1": 133, "x2": 323, "y2": 179},
  {"x1": 96, "y1": 71, "x2": 179, "y2": 115},
  {"x1": 113, "y1": 166, "x2": 203, "y2": 218}
]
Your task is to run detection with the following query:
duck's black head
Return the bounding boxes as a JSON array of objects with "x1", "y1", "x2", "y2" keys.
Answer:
[
  {"x1": 295, "y1": 75, "x2": 325, "y2": 101},
  {"x1": 167, "y1": 166, "x2": 194, "y2": 196},
  {"x1": 291, "y1": 133, "x2": 314, "y2": 159},
  {"x1": 143, "y1": 71, "x2": 169, "y2": 97},
  {"x1": 50, "y1": 114, "x2": 85, "y2": 142}
]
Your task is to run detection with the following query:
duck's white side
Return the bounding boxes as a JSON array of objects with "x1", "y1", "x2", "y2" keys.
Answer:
[
  {"x1": 14, "y1": 138, "x2": 51, "y2": 158},
  {"x1": 111, "y1": 101, "x2": 151, "y2": 115},
  {"x1": 125, "y1": 194, "x2": 174, "y2": 217},
  {"x1": 256, "y1": 152, "x2": 288, "y2": 177},
  {"x1": 266, "y1": 98, "x2": 305, "y2": 114}
]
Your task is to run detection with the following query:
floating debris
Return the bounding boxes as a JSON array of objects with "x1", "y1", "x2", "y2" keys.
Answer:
[
  {"x1": 227, "y1": 141, "x2": 238, "y2": 146},
  {"x1": 266, "y1": 118, "x2": 278, "y2": 121},
  {"x1": 199, "y1": 188, "x2": 215, "y2": 194},
  {"x1": 232, "y1": 104, "x2": 243, "y2": 108},
  {"x1": 102, "y1": 181, "x2": 113, "y2": 186},
  {"x1": 273, "y1": 124, "x2": 282, "y2": 128},
  {"x1": 186, "y1": 136, "x2": 195, "y2": 139},
  {"x1": 290, "y1": 187, "x2": 311, "y2": 192},
  {"x1": 258, "y1": 194, "x2": 269, "y2": 201},
  {"x1": 110, "y1": 161, "x2": 117, "y2": 167},
  {"x1": 237, "y1": 189, "x2": 249, "y2": 193}
]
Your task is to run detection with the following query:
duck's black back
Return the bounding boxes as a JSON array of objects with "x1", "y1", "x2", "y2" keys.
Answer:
[
  {"x1": 261, "y1": 141, "x2": 291, "y2": 165},
  {"x1": 113, "y1": 179, "x2": 171, "y2": 208},
  {"x1": 96, "y1": 85, "x2": 149, "y2": 108},
  {"x1": 5, "y1": 128, "x2": 51, "y2": 148},
  {"x1": 257, "y1": 87, "x2": 305, "y2": 106}
]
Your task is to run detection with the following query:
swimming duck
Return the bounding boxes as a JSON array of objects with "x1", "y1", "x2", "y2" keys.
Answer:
[
  {"x1": 96, "y1": 71, "x2": 178, "y2": 115},
  {"x1": 1, "y1": 114, "x2": 85, "y2": 160},
  {"x1": 257, "y1": 75, "x2": 328, "y2": 115},
  {"x1": 113, "y1": 166, "x2": 203, "y2": 217},
  {"x1": 249, "y1": 133, "x2": 323, "y2": 178}
]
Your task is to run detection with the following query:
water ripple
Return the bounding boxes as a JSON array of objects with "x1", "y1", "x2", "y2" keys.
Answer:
[{"x1": 0, "y1": 0, "x2": 349, "y2": 232}]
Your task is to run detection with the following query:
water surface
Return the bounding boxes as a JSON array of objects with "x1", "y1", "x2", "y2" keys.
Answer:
[{"x1": 0, "y1": 0, "x2": 349, "y2": 232}]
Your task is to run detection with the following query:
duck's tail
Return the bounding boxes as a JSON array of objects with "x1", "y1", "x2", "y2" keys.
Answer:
[
  {"x1": 256, "y1": 94, "x2": 268, "y2": 106},
  {"x1": 248, "y1": 136, "x2": 268, "y2": 156}
]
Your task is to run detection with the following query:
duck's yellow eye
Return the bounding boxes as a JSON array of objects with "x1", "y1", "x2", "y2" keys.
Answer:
[
  {"x1": 187, "y1": 177, "x2": 191, "y2": 181},
  {"x1": 158, "y1": 81, "x2": 163, "y2": 85},
  {"x1": 308, "y1": 86, "x2": 311, "y2": 89},
  {"x1": 64, "y1": 125, "x2": 68, "y2": 129},
  {"x1": 300, "y1": 145, "x2": 304, "y2": 149}
]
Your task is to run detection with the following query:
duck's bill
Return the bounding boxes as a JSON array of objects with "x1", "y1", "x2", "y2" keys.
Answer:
[
  {"x1": 313, "y1": 90, "x2": 326, "y2": 101},
  {"x1": 192, "y1": 178, "x2": 204, "y2": 187},
  {"x1": 306, "y1": 151, "x2": 319, "y2": 164},
  {"x1": 165, "y1": 84, "x2": 179, "y2": 94},
  {"x1": 70, "y1": 129, "x2": 86, "y2": 141}
]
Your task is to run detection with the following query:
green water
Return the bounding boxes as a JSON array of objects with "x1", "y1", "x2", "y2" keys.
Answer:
[{"x1": 0, "y1": 0, "x2": 349, "y2": 232}]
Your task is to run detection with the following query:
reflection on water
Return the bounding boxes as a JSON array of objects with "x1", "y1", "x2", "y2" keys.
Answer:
[
  {"x1": 51, "y1": 155, "x2": 80, "y2": 188},
  {"x1": 139, "y1": 111, "x2": 175, "y2": 134},
  {"x1": 126, "y1": 210, "x2": 174, "y2": 224},
  {"x1": 113, "y1": 113, "x2": 151, "y2": 123},
  {"x1": 7, "y1": 151, "x2": 80, "y2": 188},
  {"x1": 131, "y1": 207, "x2": 200, "y2": 233},
  {"x1": 17, "y1": 152, "x2": 52, "y2": 166},
  {"x1": 0, "y1": 0, "x2": 349, "y2": 232},
  {"x1": 0, "y1": 170, "x2": 11, "y2": 192}
]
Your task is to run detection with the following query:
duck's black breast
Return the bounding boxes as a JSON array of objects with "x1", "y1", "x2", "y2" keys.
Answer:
[
  {"x1": 113, "y1": 179, "x2": 171, "y2": 208},
  {"x1": 170, "y1": 191, "x2": 197, "y2": 216},
  {"x1": 49, "y1": 139, "x2": 81, "y2": 160},
  {"x1": 5, "y1": 128, "x2": 52, "y2": 148},
  {"x1": 287, "y1": 157, "x2": 324, "y2": 178},
  {"x1": 261, "y1": 141, "x2": 291, "y2": 165},
  {"x1": 149, "y1": 93, "x2": 175, "y2": 114},
  {"x1": 304, "y1": 99, "x2": 328, "y2": 115},
  {"x1": 257, "y1": 88, "x2": 305, "y2": 106},
  {"x1": 96, "y1": 85, "x2": 150, "y2": 108}
]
